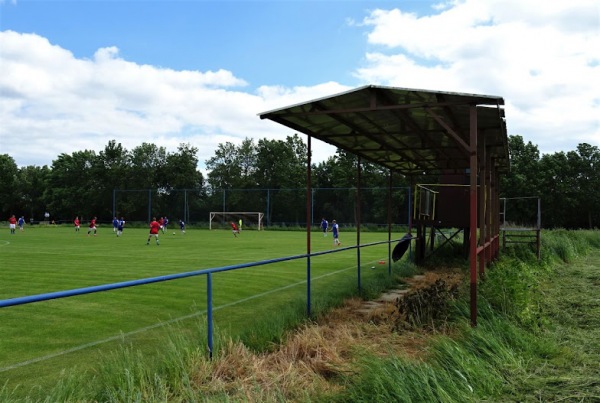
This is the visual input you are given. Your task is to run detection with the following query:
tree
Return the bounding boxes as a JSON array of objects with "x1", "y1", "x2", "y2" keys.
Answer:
[
  {"x1": 502, "y1": 139, "x2": 599, "y2": 229},
  {"x1": 568, "y1": 143, "x2": 600, "y2": 228},
  {"x1": 164, "y1": 143, "x2": 203, "y2": 190},
  {"x1": 121, "y1": 143, "x2": 168, "y2": 220},
  {"x1": 17, "y1": 165, "x2": 50, "y2": 221},
  {"x1": 0, "y1": 154, "x2": 19, "y2": 218},
  {"x1": 498, "y1": 135, "x2": 542, "y2": 226},
  {"x1": 254, "y1": 135, "x2": 307, "y2": 224},
  {"x1": 500, "y1": 135, "x2": 541, "y2": 198},
  {"x1": 254, "y1": 135, "x2": 306, "y2": 189},
  {"x1": 129, "y1": 143, "x2": 167, "y2": 189},
  {"x1": 98, "y1": 140, "x2": 130, "y2": 186},
  {"x1": 237, "y1": 138, "x2": 258, "y2": 188},
  {"x1": 45, "y1": 150, "x2": 99, "y2": 221},
  {"x1": 537, "y1": 151, "x2": 575, "y2": 228},
  {"x1": 161, "y1": 143, "x2": 205, "y2": 223},
  {"x1": 205, "y1": 142, "x2": 243, "y2": 190},
  {"x1": 96, "y1": 140, "x2": 131, "y2": 219}
]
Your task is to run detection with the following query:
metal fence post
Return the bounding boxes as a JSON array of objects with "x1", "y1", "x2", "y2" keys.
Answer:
[{"x1": 207, "y1": 272, "x2": 213, "y2": 360}]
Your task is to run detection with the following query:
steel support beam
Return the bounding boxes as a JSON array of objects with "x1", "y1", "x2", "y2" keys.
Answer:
[
  {"x1": 478, "y1": 136, "x2": 486, "y2": 278},
  {"x1": 306, "y1": 136, "x2": 312, "y2": 317}
]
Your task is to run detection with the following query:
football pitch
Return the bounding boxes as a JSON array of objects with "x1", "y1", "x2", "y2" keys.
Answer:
[{"x1": 0, "y1": 225, "x2": 399, "y2": 388}]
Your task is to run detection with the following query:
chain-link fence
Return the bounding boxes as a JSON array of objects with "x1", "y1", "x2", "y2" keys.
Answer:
[
  {"x1": 500, "y1": 197, "x2": 541, "y2": 229},
  {"x1": 114, "y1": 187, "x2": 411, "y2": 228}
]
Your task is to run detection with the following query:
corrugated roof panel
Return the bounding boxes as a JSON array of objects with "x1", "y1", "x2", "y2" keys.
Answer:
[{"x1": 259, "y1": 85, "x2": 508, "y2": 175}]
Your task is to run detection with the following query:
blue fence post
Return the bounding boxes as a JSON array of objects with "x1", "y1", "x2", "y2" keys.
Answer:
[
  {"x1": 207, "y1": 272, "x2": 213, "y2": 360},
  {"x1": 306, "y1": 255, "x2": 311, "y2": 317},
  {"x1": 357, "y1": 248, "x2": 361, "y2": 291}
]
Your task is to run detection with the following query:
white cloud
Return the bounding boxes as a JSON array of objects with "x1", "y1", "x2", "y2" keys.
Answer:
[
  {"x1": 355, "y1": 0, "x2": 600, "y2": 155},
  {"x1": 0, "y1": 30, "x2": 340, "y2": 170}
]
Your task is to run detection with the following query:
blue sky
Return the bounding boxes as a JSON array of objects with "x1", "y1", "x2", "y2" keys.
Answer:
[
  {"x1": 1, "y1": 1, "x2": 423, "y2": 88},
  {"x1": 1, "y1": 0, "x2": 599, "y2": 170}
]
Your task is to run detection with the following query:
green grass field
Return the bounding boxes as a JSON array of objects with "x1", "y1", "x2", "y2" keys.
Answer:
[{"x1": 0, "y1": 225, "x2": 400, "y2": 392}]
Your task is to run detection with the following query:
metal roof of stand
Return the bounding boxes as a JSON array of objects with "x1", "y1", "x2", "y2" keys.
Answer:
[{"x1": 259, "y1": 85, "x2": 508, "y2": 176}]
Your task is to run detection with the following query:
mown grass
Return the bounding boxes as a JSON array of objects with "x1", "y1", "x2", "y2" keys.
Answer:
[{"x1": 0, "y1": 225, "x2": 400, "y2": 399}]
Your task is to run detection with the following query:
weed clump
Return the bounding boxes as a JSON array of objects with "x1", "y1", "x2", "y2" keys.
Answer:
[{"x1": 393, "y1": 278, "x2": 460, "y2": 330}]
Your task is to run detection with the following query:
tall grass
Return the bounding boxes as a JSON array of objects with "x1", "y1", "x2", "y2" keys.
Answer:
[
  {"x1": 540, "y1": 228, "x2": 600, "y2": 263},
  {"x1": 333, "y1": 229, "x2": 600, "y2": 402}
]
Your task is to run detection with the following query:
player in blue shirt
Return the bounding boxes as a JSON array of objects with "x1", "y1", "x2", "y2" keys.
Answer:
[
  {"x1": 179, "y1": 219, "x2": 185, "y2": 234},
  {"x1": 162, "y1": 216, "x2": 169, "y2": 233},
  {"x1": 320, "y1": 217, "x2": 328, "y2": 237},
  {"x1": 116, "y1": 217, "x2": 125, "y2": 237},
  {"x1": 112, "y1": 217, "x2": 119, "y2": 233},
  {"x1": 18, "y1": 216, "x2": 25, "y2": 231},
  {"x1": 332, "y1": 220, "x2": 341, "y2": 246}
]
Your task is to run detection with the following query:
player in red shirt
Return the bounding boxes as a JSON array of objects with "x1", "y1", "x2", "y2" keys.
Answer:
[
  {"x1": 230, "y1": 222, "x2": 239, "y2": 238},
  {"x1": 146, "y1": 217, "x2": 161, "y2": 245},
  {"x1": 87, "y1": 217, "x2": 97, "y2": 236},
  {"x1": 8, "y1": 215, "x2": 17, "y2": 234},
  {"x1": 74, "y1": 216, "x2": 80, "y2": 232}
]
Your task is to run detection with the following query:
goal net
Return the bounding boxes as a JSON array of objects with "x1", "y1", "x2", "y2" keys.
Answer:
[{"x1": 209, "y1": 212, "x2": 264, "y2": 230}]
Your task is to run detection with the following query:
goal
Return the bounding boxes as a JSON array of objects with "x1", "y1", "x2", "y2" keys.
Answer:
[{"x1": 209, "y1": 212, "x2": 264, "y2": 230}]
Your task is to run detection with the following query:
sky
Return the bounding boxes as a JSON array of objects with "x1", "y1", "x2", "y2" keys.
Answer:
[{"x1": 1, "y1": 0, "x2": 599, "y2": 172}]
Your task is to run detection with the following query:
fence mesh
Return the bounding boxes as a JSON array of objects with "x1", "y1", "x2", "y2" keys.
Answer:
[
  {"x1": 501, "y1": 197, "x2": 541, "y2": 229},
  {"x1": 114, "y1": 187, "x2": 411, "y2": 228}
]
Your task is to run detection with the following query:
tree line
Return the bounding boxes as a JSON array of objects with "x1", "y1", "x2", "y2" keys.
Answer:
[
  {"x1": 500, "y1": 135, "x2": 600, "y2": 229},
  {"x1": 1, "y1": 134, "x2": 598, "y2": 228}
]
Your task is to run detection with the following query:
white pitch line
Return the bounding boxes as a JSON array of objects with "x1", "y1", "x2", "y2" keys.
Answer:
[
  {"x1": 0, "y1": 240, "x2": 11, "y2": 247},
  {"x1": 0, "y1": 259, "x2": 383, "y2": 372}
]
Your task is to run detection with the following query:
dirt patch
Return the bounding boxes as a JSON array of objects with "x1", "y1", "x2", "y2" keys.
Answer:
[{"x1": 197, "y1": 267, "x2": 466, "y2": 400}]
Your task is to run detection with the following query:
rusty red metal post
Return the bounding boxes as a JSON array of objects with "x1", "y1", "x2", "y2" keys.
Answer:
[
  {"x1": 306, "y1": 135, "x2": 312, "y2": 317},
  {"x1": 356, "y1": 156, "x2": 362, "y2": 290},
  {"x1": 469, "y1": 105, "x2": 478, "y2": 327},
  {"x1": 478, "y1": 137, "x2": 486, "y2": 277},
  {"x1": 486, "y1": 153, "x2": 492, "y2": 267},
  {"x1": 387, "y1": 170, "x2": 393, "y2": 275}
]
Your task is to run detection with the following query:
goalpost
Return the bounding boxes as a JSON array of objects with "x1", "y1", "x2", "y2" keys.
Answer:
[{"x1": 209, "y1": 212, "x2": 264, "y2": 230}]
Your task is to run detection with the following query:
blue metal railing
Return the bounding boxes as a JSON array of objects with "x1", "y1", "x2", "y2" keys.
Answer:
[{"x1": 0, "y1": 239, "x2": 404, "y2": 358}]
